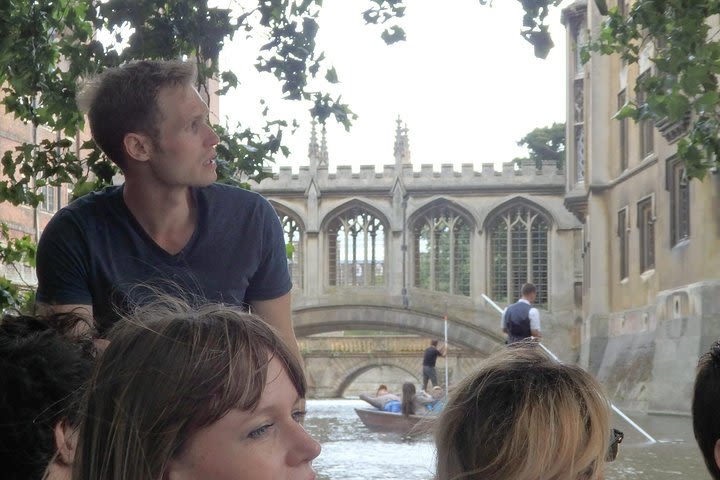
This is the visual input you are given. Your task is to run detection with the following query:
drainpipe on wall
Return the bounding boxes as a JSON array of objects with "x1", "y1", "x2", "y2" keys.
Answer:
[
  {"x1": 32, "y1": 98, "x2": 40, "y2": 243},
  {"x1": 401, "y1": 198, "x2": 409, "y2": 309}
]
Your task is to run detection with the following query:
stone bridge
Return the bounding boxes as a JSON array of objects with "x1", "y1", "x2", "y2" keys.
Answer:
[{"x1": 299, "y1": 336, "x2": 487, "y2": 398}]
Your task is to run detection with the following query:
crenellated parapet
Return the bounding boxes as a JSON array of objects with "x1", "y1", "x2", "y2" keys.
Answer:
[{"x1": 250, "y1": 160, "x2": 565, "y2": 196}]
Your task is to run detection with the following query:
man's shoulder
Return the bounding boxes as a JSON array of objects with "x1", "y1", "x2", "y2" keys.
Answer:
[
  {"x1": 45, "y1": 186, "x2": 122, "y2": 228},
  {"x1": 63, "y1": 185, "x2": 121, "y2": 211},
  {"x1": 201, "y1": 183, "x2": 265, "y2": 202},
  {"x1": 200, "y1": 183, "x2": 273, "y2": 214}
]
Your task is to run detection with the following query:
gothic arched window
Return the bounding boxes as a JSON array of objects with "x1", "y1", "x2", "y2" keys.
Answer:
[
  {"x1": 275, "y1": 209, "x2": 303, "y2": 291},
  {"x1": 412, "y1": 205, "x2": 471, "y2": 296},
  {"x1": 488, "y1": 204, "x2": 549, "y2": 307},
  {"x1": 328, "y1": 208, "x2": 385, "y2": 287}
]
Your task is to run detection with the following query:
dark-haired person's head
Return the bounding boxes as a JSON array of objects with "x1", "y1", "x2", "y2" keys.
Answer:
[
  {"x1": 0, "y1": 313, "x2": 96, "y2": 480},
  {"x1": 431, "y1": 339, "x2": 439, "y2": 347},
  {"x1": 693, "y1": 339, "x2": 720, "y2": 479},
  {"x1": 521, "y1": 283, "x2": 537, "y2": 302},
  {"x1": 401, "y1": 382, "x2": 417, "y2": 417}
]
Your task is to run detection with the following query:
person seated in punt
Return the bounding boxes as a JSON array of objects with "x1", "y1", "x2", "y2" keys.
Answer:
[
  {"x1": 360, "y1": 382, "x2": 435, "y2": 415},
  {"x1": 426, "y1": 385, "x2": 446, "y2": 412},
  {"x1": 360, "y1": 384, "x2": 402, "y2": 412}
]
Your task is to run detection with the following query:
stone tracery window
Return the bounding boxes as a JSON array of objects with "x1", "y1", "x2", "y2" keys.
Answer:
[
  {"x1": 274, "y1": 208, "x2": 303, "y2": 290},
  {"x1": 328, "y1": 207, "x2": 385, "y2": 287},
  {"x1": 571, "y1": 16, "x2": 587, "y2": 184},
  {"x1": 489, "y1": 204, "x2": 549, "y2": 307},
  {"x1": 412, "y1": 205, "x2": 471, "y2": 296}
]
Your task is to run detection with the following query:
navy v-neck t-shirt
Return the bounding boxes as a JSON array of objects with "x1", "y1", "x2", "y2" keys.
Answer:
[{"x1": 36, "y1": 183, "x2": 291, "y2": 334}]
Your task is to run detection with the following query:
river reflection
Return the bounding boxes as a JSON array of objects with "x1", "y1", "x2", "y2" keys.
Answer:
[{"x1": 304, "y1": 399, "x2": 707, "y2": 480}]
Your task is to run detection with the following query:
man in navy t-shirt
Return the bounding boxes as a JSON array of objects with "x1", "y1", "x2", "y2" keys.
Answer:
[{"x1": 35, "y1": 60, "x2": 294, "y2": 349}]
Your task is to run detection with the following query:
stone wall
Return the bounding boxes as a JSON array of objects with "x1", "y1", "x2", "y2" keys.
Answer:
[{"x1": 581, "y1": 280, "x2": 720, "y2": 414}]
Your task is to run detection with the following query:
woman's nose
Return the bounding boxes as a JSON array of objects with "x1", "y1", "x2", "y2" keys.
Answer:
[{"x1": 287, "y1": 422, "x2": 322, "y2": 465}]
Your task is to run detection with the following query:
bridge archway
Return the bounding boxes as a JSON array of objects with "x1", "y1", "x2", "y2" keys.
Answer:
[
  {"x1": 335, "y1": 361, "x2": 421, "y2": 397},
  {"x1": 294, "y1": 304, "x2": 503, "y2": 353}
]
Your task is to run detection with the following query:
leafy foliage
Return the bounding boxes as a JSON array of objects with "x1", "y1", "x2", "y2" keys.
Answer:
[
  {"x1": 585, "y1": 0, "x2": 720, "y2": 179},
  {"x1": 514, "y1": 122, "x2": 566, "y2": 169},
  {"x1": 0, "y1": 0, "x2": 363, "y2": 311}
]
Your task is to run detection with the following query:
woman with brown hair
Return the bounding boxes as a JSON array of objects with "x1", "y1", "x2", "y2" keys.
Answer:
[
  {"x1": 71, "y1": 299, "x2": 320, "y2": 480},
  {"x1": 434, "y1": 343, "x2": 611, "y2": 480}
]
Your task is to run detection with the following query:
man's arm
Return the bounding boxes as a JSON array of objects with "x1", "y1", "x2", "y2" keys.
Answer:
[
  {"x1": 249, "y1": 292, "x2": 299, "y2": 358},
  {"x1": 501, "y1": 308, "x2": 508, "y2": 334},
  {"x1": 530, "y1": 308, "x2": 542, "y2": 338}
]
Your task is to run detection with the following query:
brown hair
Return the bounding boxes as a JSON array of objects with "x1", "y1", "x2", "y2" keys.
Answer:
[
  {"x1": 435, "y1": 343, "x2": 610, "y2": 480},
  {"x1": 77, "y1": 60, "x2": 196, "y2": 169},
  {"x1": 72, "y1": 299, "x2": 305, "y2": 480},
  {"x1": 521, "y1": 283, "x2": 537, "y2": 297},
  {"x1": 401, "y1": 382, "x2": 416, "y2": 417}
]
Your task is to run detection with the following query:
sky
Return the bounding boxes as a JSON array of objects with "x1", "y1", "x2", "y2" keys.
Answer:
[{"x1": 218, "y1": 1, "x2": 568, "y2": 172}]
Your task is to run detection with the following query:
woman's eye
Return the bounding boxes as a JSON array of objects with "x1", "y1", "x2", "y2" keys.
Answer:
[
  {"x1": 292, "y1": 410, "x2": 307, "y2": 423},
  {"x1": 248, "y1": 423, "x2": 274, "y2": 439}
]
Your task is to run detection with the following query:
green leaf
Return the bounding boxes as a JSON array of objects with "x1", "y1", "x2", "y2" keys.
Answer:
[
  {"x1": 325, "y1": 66, "x2": 339, "y2": 84},
  {"x1": 381, "y1": 26, "x2": 406, "y2": 45}
]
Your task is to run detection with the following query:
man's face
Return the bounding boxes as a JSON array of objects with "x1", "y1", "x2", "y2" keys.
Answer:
[{"x1": 148, "y1": 84, "x2": 220, "y2": 188}]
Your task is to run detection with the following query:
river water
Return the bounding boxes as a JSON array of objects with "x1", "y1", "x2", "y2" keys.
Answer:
[{"x1": 304, "y1": 399, "x2": 708, "y2": 480}]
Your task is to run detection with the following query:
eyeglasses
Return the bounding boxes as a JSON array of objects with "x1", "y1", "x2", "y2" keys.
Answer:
[{"x1": 606, "y1": 428, "x2": 624, "y2": 462}]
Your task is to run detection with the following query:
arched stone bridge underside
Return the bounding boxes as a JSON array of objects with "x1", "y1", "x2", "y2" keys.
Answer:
[
  {"x1": 293, "y1": 303, "x2": 505, "y2": 354},
  {"x1": 301, "y1": 342, "x2": 488, "y2": 397}
]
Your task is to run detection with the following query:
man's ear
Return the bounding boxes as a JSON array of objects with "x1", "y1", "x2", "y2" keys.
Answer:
[
  {"x1": 53, "y1": 419, "x2": 78, "y2": 466},
  {"x1": 123, "y1": 132, "x2": 153, "y2": 163}
]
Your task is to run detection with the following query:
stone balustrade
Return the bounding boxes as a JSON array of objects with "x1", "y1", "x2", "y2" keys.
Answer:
[{"x1": 298, "y1": 335, "x2": 460, "y2": 356}]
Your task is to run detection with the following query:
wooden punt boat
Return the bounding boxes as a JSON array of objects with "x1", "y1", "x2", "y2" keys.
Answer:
[{"x1": 354, "y1": 408, "x2": 435, "y2": 436}]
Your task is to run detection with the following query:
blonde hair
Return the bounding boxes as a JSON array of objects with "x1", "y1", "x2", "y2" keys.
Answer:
[
  {"x1": 435, "y1": 343, "x2": 610, "y2": 480},
  {"x1": 72, "y1": 299, "x2": 305, "y2": 480}
]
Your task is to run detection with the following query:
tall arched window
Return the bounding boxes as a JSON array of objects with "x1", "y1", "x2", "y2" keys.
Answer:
[
  {"x1": 412, "y1": 205, "x2": 471, "y2": 296},
  {"x1": 274, "y1": 209, "x2": 303, "y2": 291},
  {"x1": 328, "y1": 207, "x2": 385, "y2": 287},
  {"x1": 488, "y1": 204, "x2": 549, "y2": 306}
]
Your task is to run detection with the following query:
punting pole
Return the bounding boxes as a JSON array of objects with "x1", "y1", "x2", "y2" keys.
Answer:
[
  {"x1": 481, "y1": 293, "x2": 657, "y2": 444},
  {"x1": 443, "y1": 313, "x2": 449, "y2": 390}
]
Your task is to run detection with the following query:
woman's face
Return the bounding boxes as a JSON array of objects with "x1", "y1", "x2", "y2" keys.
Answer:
[{"x1": 166, "y1": 357, "x2": 321, "y2": 480}]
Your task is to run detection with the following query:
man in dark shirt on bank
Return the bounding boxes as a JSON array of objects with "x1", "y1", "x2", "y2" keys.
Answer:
[
  {"x1": 501, "y1": 283, "x2": 542, "y2": 344},
  {"x1": 422, "y1": 339, "x2": 446, "y2": 392}
]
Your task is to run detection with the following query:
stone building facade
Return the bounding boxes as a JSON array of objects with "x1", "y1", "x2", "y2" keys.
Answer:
[
  {"x1": 562, "y1": 0, "x2": 720, "y2": 413},
  {"x1": 251, "y1": 119, "x2": 584, "y2": 361}
]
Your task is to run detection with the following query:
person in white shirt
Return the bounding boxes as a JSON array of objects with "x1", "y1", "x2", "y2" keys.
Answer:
[{"x1": 501, "y1": 283, "x2": 541, "y2": 344}]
